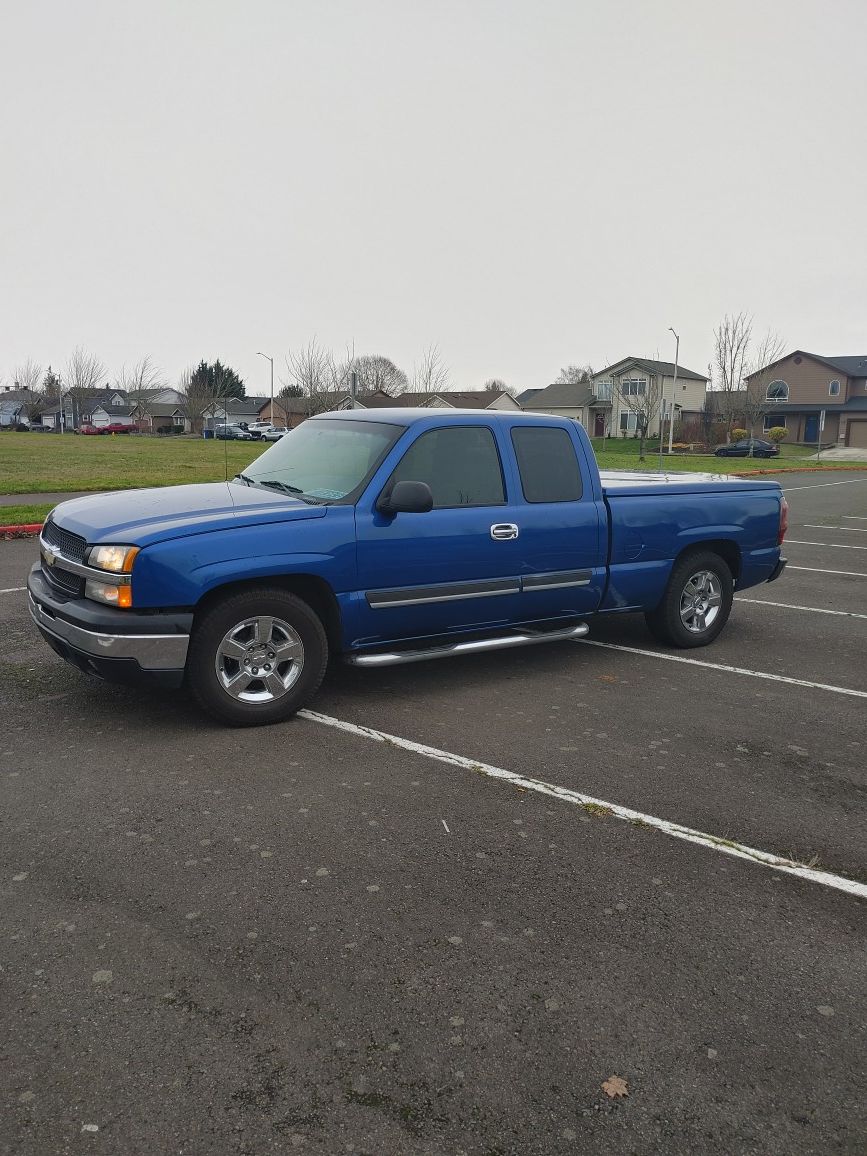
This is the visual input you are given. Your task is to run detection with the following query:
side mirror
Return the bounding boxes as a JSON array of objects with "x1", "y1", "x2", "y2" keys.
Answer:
[{"x1": 377, "y1": 480, "x2": 434, "y2": 515}]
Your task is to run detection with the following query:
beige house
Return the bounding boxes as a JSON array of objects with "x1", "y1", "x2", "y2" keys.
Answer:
[
  {"x1": 525, "y1": 358, "x2": 708, "y2": 438},
  {"x1": 590, "y1": 358, "x2": 708, "y2": 438},
  {"x1": 743, "y1": 351, "x2": 867, "y2": 447}
]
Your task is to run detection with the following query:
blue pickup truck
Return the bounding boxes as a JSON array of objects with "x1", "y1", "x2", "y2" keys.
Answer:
[{"x1": 28, "y1": 409, "x2": 788, "y2": 726}]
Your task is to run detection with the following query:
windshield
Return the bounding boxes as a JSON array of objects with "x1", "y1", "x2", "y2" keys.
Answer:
[{"x1": 238, "y1": 418, "x2": 404, "y2": 502}]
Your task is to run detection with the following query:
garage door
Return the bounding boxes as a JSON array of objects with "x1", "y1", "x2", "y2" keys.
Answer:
[{"x1": 848, "y1": 421, "x2": 867, "y2": 449}]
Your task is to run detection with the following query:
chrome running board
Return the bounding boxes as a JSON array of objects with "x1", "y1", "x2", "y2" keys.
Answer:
[{"x1": 346, "y1": 622, "x2": 589, "y2": 668}]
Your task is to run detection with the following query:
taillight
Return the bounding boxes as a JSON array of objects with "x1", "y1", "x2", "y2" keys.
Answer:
[{"x1": 778, "y1": 496, "x2": 789, "y2": 544}]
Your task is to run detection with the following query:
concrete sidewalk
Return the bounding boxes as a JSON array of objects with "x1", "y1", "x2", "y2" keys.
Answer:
[{"x1": 0, "y1": 490, "x2": 106, "y2": 507}]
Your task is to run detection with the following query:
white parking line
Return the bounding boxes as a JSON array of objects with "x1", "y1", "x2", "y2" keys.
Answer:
[
  {"x1": 782, "y1": 478, "x2": 867, "y2": 491},
  {"x1": 788, "y1": 566, "x2": 867, "y2": 578},
  {"x1": 787, "y1": 539, "x2": 867, "y2": 550},
  {"x1": 0, "y1": 586, "x2": 26, "y2": 594},
  {"x1": 299, "y1": 710, "x2": 867, "y2": 899},
  {"x1": 736, "y1": 597, "x2": 867, "y2": 620},
  {"x1": 842, "y1": 515, "x2": 867, "y2": 520},
  {"x1": 804, "y1": 524, "x2": 867, "y2": 532},
  {"x1": 576, "y1": 639, "x2": 867, "y2": 699}
]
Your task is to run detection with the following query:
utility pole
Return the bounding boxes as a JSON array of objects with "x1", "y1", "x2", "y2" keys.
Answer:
[
  {"x1": 257, "y1": 352, "x2": 274, "y2": 420},
  {"x1": 668, "y1": 328, "x2": 680, "y2": 456}
]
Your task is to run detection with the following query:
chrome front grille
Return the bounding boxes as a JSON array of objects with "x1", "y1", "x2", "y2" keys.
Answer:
[
  {"x1": 42, "y1": 519, "x2": 87, "y2": 564},
  {"x1": 44, "y1": 565, "x2": 84, "y2": 598}
]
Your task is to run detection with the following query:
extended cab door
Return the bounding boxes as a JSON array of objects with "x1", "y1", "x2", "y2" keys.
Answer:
[
  {"x1": 353, "y1": 423, "x2": 524, "y2": 643},
  {"x1": 502, "y1": 422, "x2": 607, "y2": 619}
]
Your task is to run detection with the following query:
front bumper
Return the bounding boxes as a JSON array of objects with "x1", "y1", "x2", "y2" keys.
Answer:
[{"x1": 27, "y1": 565, "x2": 192, "y2": 689}]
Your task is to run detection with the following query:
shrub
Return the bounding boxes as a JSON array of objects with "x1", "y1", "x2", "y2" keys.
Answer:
[
  {"x1": 731, "y1": 428, "x2": 748, "y2": 441},
  {"x1": 766, "y1": 426, "x2": 788, "y2": 444}
]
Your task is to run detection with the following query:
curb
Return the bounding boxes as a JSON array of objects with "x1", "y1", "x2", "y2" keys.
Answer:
[
  {"x1": 731, "y1": 465, "x2": 867, "y2": 476},
  {"x1": 1, "y1": 523, "x2": 43, "y2": 540}
]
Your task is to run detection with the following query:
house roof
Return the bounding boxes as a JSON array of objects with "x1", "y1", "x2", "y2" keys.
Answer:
[
  {"x1": 94, "y1": 403, "x2": 136, "y2": 417},
  {"x1": 745, "y1": 351, "x2": 867, "y2": 381},
  {"x1": 524, "y1": 381, "x2": 595, "y2": 409},
  {"x1": 595, "y1": 357, "x2": 708, "y2": 382},
  {"x1": 138, "y1": 402, "x2": 185, "y2": 417},
  {"x1": 515, "y1": 388, "x2": 544, "y2": 406}
]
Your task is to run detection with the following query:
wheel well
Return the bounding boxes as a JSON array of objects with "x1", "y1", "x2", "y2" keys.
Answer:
[
  {"x1": 677, "y1": 540, "x2": 741, "y2": 581},
  {"x1": 194, "y1": 575, "x2": 343, "y2": 652}
]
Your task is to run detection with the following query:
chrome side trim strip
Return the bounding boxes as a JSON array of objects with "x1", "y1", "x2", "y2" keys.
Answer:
[
  {"x1": 29, "y1": 594, "x2": 188, "y2": 670},
  {"x1": 346, "y1": 623, "x2": 589, "y2": 667},
  {"x1": 521, "y1": 569, "x2": 592, "y2": 591},
  {"x1": 366, "y1": 577, "x2": 519, "y2": 609}
]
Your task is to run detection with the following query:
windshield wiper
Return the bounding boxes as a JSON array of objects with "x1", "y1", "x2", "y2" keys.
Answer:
[
  {"x1": 235, "y1": 473, "x2": 257, "y2": 487},
  {"x1": 254, "y1": 478, "x2": 305, "y2": 494}
]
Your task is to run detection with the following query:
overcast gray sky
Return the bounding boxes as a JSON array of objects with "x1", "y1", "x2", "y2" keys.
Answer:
[{"x1": 2, "y1": 0, "x2": 864, "y2": 394}]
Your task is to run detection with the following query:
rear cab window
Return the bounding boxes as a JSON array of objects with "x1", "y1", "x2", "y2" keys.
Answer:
[{"x1": 511, "y1": 426, "x2": 583, "y2": 502}]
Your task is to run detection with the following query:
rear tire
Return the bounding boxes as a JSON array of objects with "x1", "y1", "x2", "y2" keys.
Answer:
[
  {"x1": 186, "y1": 587, "x2": 329, "y2": 726},
  {"x1": 644, "y1": 550, "x2": 734, "y2": 648}
]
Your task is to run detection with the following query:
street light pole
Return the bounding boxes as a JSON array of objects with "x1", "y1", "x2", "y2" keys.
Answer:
[
  {"x1": 668, "y1": 327, "x2": 680, "y2": 456},
  {"x1": 256, "y1": 352, "x2": 274, "y2": 421}
]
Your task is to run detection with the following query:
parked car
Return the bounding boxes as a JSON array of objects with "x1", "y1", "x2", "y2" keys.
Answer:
[
  {"x1": 28, "y1": 424, "x2": 51, "y2": 432},
  {"x1": 260, "y1": 426, "x2": 289, "y2": 441},
  {"x1": 28, "y1": 409, "x2": 788, "y2": 727},
  {"x1": 246, "y1": 422, "x2": 276, "y2": 439},
  {"x1": 215, "y1": 424, "x2": 253, "y2": 440},
  {"x1": 101, "y1": 423, "x2": 132, "y2": 435},
  {"x1": 76, "y1": 425, "x2": 102, "y2": 435},
  {"x1": 714, "y1": 438, "x2": 780, "y2": 459}
]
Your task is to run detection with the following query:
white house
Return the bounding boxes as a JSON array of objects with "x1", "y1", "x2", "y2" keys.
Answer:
[{"x1": 590, "y1": 358, "x2": 708, "y2": 438}]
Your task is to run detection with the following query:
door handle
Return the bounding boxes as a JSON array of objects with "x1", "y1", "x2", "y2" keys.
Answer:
[{"x1": 490, "y1": 523, "x2": 519, "y2": 540}]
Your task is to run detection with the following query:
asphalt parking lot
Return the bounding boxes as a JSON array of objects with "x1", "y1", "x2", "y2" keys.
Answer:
[{"x1": 2, "y1": 471, "x2": 866, "y2": 1156}]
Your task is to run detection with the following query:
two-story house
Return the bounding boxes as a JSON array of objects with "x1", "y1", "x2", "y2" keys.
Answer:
[
  {"x1": 743, "y1": 351, "x2": 867, "y2": 447},
  {"x1": 524, "y1": 358, "x2": 708, "y2": 437}
]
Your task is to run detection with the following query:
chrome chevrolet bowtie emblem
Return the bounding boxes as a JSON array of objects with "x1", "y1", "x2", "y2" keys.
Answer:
[{"x1": 43, "y1": 544, "x2": 61, "y2": 566}]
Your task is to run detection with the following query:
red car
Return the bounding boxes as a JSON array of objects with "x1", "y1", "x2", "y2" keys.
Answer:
[
  {"x1": 76, "y1": 425, "x2": 102, "y2": 435},
  {"x1": 101, "y1": 423, "x2": 132, "y2": 435}
]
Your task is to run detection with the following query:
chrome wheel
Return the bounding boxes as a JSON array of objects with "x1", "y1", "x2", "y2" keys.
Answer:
[
  {"x1": 679, "y1": 570, "x2": 723, "y2": 634},
  {"x1": 214, "y1": 615, "x2": 304, "y2": 703}
]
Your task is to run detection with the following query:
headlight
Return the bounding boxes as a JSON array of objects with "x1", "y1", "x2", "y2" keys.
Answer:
[{"x1": 87, "y1": 544, "x2": 139, "y2": 573}]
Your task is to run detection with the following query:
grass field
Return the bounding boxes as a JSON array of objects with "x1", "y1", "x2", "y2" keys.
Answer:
[
  {"x1": 0, "y1": 434, "x2": 269, "y2": 496},
  {"x1": 0, "y1": 431, "x2": 863, "y2": 526}
]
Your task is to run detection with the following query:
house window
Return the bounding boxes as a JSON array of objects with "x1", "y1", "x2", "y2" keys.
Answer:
[
  {"x1": 620, "y1": 378, "x2": 647, "y2": 397},
  {"x1": 766, "y1": 380, "x2": 788, "y2": 402},
  {"x1": 764, "y1": 414, "x2": 787, "y2": 431},
  {"x1": 829, "y1": 379, "x2": 841, "y2": 397},
  {"x1": 595, "y1": 381, "x2": 613, "y2": 401},
  {"x1": 619, "y1": 410, "x2": 638, "y2": 433}
]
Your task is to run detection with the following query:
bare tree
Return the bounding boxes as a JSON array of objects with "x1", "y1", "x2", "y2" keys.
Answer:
[
  {"x1": 484, "y1": 378, "x2": 513, "y2": 394},
  {"x1": 14, "y1": 357, "x2": 42, "y2": 393},
  {"x1": 179, "y1": 363, "x2": 240, "y2": 434},
  {"x1": 712, "y1": 313, "x2": 752, "y2": 438},
  {"x1": 740, "y1": 331, "x2": 787, "y2": 446},
  {"x1": 282, "y1": 339, "x2": 343, "y2": 416},
  {"x1": 348, "y1": 354, "x2": 408, "y2": 397},
  {"x1": 554, "y1": 364, "x2": 593, "y2": 385},
  {"x1": 410, "y1": 344, "x2": 451, "y2": 393},
  {"x1": 119, "y1": 355, "x2": 166, "y2": 400},
  {"x1": 611, "y1": 373, "x2": 664, "y2": 461},
  {"x1": 65, "y1": 346, "x2": 107, "y2": 398}
]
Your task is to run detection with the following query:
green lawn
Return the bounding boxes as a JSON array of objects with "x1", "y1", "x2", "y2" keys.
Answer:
[
  {"x1": 590, "y1": 438, "x2": 845, "y2": 474},
  {"x1": 0, "y1": 430, "x2": 863, "y2": 527},
  {"x1": 0, "y1": 433, "x2": 269, "y2": 496}
]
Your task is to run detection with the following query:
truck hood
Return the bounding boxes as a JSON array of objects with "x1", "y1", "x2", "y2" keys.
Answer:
[{"x1": 48, "y1": 482, "x2": 327, "y2": 546}]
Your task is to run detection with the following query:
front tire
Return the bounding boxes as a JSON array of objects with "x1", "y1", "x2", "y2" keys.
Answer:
[
  {"x1": 186, "y1": 587, "x2": 329, "y2": 726},
  {"x1": 644, "y1": 550, "x2": 734, "y2": 648}
]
